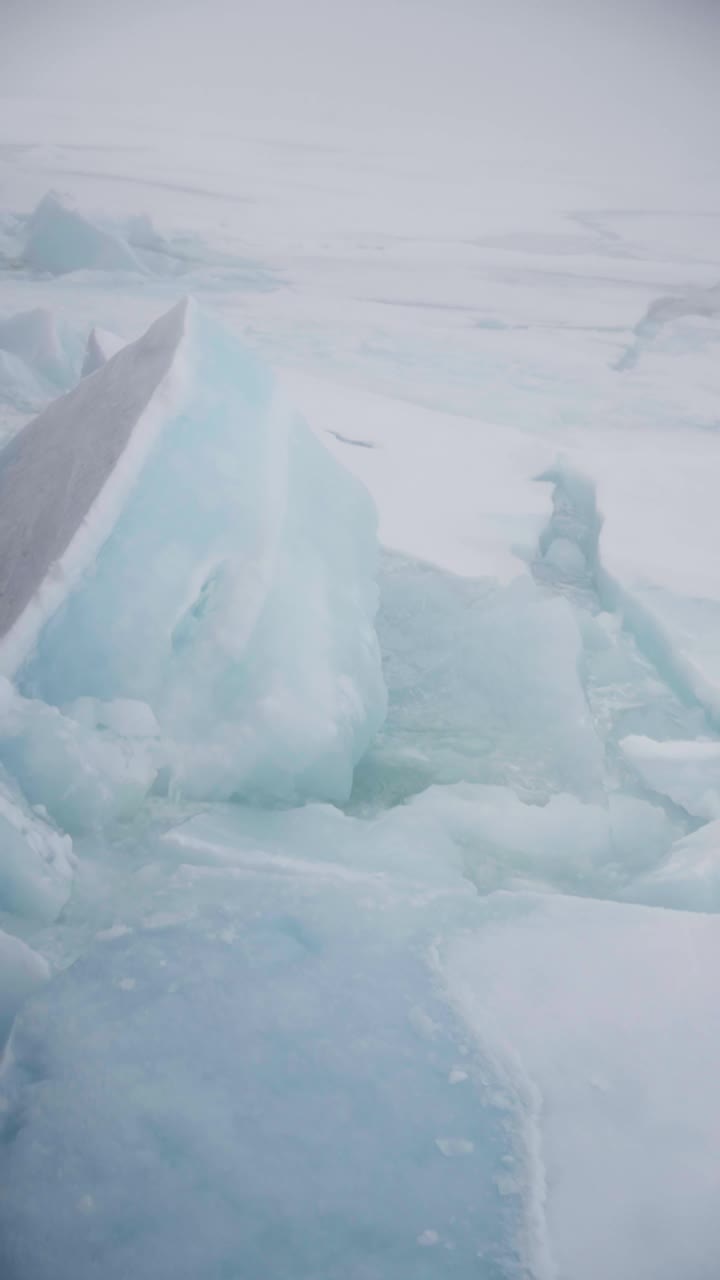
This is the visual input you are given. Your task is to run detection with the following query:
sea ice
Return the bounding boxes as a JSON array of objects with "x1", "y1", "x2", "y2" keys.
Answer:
[
  {"x1": 0, "y1": 753, "x2": 74, "y2": 922},
  {"x1": 0, "y1": 682, "x2": 158, "y2": 835},
  {"x1": 0, "y1": 814, "x2": 527, "y2": 1280},
  {"x1": 0, "y1": 307, "x2": 85, "y2": 390},
  {"x1": 620, "y1": 734, "x2": 720, "y2": 818},
  {"x1": 0, "y1": 298, "x2": 385, "y2": 806},
  {"x1": 354, "y1": 554, "x2": 605, "y2": 806},
  {"x1": 0, "y1": 927, "x2": 49, "y2": 1052},
  {"x1": 23, "y1": 192, "x2": 142, "y2": 275},
  {"x1": 445, "y1": 891, "x2": 720, "y2": 1280},
  {"x1": 628, "y1": 817, "x2": 720, "y2": 911}
]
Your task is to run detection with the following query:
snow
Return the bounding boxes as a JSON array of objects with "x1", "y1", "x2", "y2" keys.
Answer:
[{"x1": 444, "y1": 893, "x2": 720, "y2": 1280}]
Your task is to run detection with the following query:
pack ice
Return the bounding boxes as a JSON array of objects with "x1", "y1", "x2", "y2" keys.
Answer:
[{"x1": 0, "y1": 298, "x2": 385, "y2": 819}]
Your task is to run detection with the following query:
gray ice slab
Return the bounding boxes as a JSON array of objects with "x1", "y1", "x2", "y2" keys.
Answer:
[{"x1": 0, "y1": 299, "x2": 187, "y2": 645}]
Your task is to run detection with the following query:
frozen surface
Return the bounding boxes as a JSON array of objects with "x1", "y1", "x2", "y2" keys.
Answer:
[
  {"x1": 0, "y1": 48, "x2": 719, "y2": 1280},
  {"x1": 0, "y1": 808, "x2": 529, "y2": 1280},
  {"x1": 354, "y1": 556, "x2": 605, "y2": 807},
  {"x1": 0, "y1": 927, "x2": 48, "y2": 1052},
  {"x1": 445, "y1": 893, "x2": 720, "y2": 1280},
  {"x1": 0, "y1": 682, "x2": 158, "y2": 835},
  {"x1": 629, "y1": 818, "x2": 720, "y2": 912},
  {"x1": 620, "y1": 735, "x2": 720, "y2": 819},
  {"x1": 0, "y1": 754, "x2": 74, "y2": 922}
]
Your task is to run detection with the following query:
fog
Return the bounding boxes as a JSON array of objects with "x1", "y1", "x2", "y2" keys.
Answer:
[{"x1": 2, "y1": 0, "x2": 719, "y2": 180}]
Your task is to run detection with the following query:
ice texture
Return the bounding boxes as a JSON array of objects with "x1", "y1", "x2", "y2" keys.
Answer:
[
  {"x1": 629, "y1": 818, "x2": 720, "y2": 911},
  {"x1": 1, "y1": 298, "x2": 385, "y2": 805},
  {"x1": 445, "y1": 892, "x2": 720, "y2": 1280},
  {"x1": 81, "y1": 326, "x2": 125, "y2": 377},
  {"x1": 0, "y1": 682, "x2": 158, "y2": 835},
  {"x1": 0, "y1": 927, "x2": 49, "y2": 1052},
  {"x1": 0, "y1": 807, "x2": 527, "y2": 1280},
  {"x1": 620, "y1": 734, "x2": 720, "y2": 818},
  {"x1": 0, "y1": 307, "x2": 84, "y2": 389},
  {"x1": 354, "y1": 554, "x2": 605, "y2": 807},
  {"x1": 0, "y1": 749, "x2": 74, "y2": 921},
  {"x1": 0, "y1": 308, "x2": 87, "y2": 427},
  {"x1": 24, "y1": 192, "x2": 142, "y2": 275}
]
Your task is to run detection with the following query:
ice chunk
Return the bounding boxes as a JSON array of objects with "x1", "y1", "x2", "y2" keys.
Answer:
[
  {"x1": 445, "y1": 892, "x2": 720, "y2": 1280},
  {"x1": 0, "y1": 309, "x2": 87, "y2": 429},
  {"x1": 0, "y1": 348, "x2": 42, "y2": 418},
  {"x1": 81, "y1": 326, "x2": 125, "y2": 377},
  {"x1": 0, "y1": 928, "x2": 49, "y2": 1052},
  {"x1": 0, "y1": 683, "x2": 158, "y2": 835},
  {"x1": 0, "y1": 760, "x2": 73, "y2": 922},
  {"x1": 628, "y1": 818, "x2": 720, "y2": 911},
  {"x1": 0, "y1": 307, "x2": 84, "y2": 389},
  {"x1": 124, "y1": 213, "x2": 168, "y2": 255},
  {"x1": 354, "y1": 554, "x2": 604, "y2": 806},
  {"x1": 401, "y1": 782, "x2": 672, "y2": 893},
  {"x1": 1, "y1": 298, "x2": 384, "y2": 805},
  {"x1": 620, "y1": 734, "x2": 720, "y2": 818},
  {"x1": 24, "y1": 192, "x2": 142, "y2": 275},
  {"x1": 0, "y1": 298, "x2": 189, "y2": 674}
]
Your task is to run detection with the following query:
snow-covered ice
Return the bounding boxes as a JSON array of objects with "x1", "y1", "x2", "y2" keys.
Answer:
[{"x1": 445, "y1": 893, "x2": 720, "y2": 1280}]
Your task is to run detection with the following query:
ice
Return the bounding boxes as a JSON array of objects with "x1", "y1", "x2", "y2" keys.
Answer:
[
  {"x1": 353, "y1": 555, "x2": 606, "y2": 807},
  {"x1": 0, "y1": 299, "x2": 189, "y2": 673},
  {"x1": 24, "y1": 192, "x2": 142, "y2": 275},
  {"x1": 444, "y1": 892, "x2": 720, "y2": 1280},
  {"x1": 0, "y1": 308, "x2": 86, "y2": 429},
  {"x1": 0, "y1": 682, "x2": 158, "y2": 834},
  {"x1": 0, "y1": 33, "x2": 719, "y2": 1278},
  {"x1": 0, "y1": 927, "x2": 49, "y2": 1052},
  {"x1": 402, "y1": 784, "x2": 672, "y2": 894},
  {"x1": 0, "y1": 756, "x2": 74, "y2": 922},
  {"x1": 81, "y1": 326, "x2": 125, "y2": 377},
  {"x1": 0, "y1": 807, "x2": 529, "y2": 1280},
  {"x1": 629, "y1": 819, "x2": 720, "y2": 912},
  {"x1": 0, "y1": 307, "x2": 84, "y2": 390},
  {"x1": 620, "y1": 734, "x2": 720, "y2": 819},
  {"x1": 1, "y1": 298, "x2": 385, "y2": 806}
]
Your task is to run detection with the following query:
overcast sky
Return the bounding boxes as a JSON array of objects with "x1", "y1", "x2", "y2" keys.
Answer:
[{"x1": 2, "y1": 0, "x2": 719, "y2": 179}]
